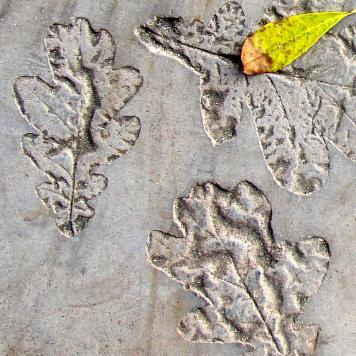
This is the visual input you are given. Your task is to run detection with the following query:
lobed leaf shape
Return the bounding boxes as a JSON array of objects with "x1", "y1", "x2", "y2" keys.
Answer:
[
  {"x1": 136, "y1": 0, "x2": 356, "y2": 195},
  {"x1": 14, "y1": 18, "x2": 143, "y2": 237},
  {"x1": 147, "y1": 181, "x2": 330, "y2": 355},
  {"x1": 135, "y1": 1, "x2": 246, "y2": 146}
]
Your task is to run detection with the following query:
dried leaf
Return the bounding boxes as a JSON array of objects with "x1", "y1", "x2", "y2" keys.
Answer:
[
  {"x1": 14, "y1": 18, "x2": 143, "y2": 238},
  {"x1": 147, "y1": 181, "x2": 330, "y2": 355},
  {"x1": 242, "y1": 10, "x2": 355, "y2": 75}
]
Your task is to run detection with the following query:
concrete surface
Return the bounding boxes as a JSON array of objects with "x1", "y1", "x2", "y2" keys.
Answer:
[{"x1": 0, "y1": 0, "x2": 355, "y2": 355}]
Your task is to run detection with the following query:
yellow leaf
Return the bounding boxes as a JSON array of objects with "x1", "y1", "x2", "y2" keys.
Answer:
[{"x1": 242, "y1": 10, "x2": 356, "y2": 75}]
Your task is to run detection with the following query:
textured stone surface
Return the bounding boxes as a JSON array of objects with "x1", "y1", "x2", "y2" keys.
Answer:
[
  {"x1": 137, "y1": 0, "x2": 356, "y2": 196},
  {"x1": 148, "y1": 181, "x2": 330, "y2": 355},
  {"x1": 14, "y1": 18, "x2": 143, "y2": 237},
  {"x1": 0, "y1": 0, "x2": 355, "y2": 355}
]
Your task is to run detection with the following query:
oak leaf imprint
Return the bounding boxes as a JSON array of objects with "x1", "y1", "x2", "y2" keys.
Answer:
[
  {"x1": 14, "y1": 18, "x2": 143, "y2": 237},
  {"x1": 136, "y1": 0, "x2": 356, "y2": 195},
  {"x1": 147, "y1": 181, "x2": 330, "y2": 355}
]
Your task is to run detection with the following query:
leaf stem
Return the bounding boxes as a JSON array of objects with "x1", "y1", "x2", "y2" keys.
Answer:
[{"x1": 68, "y1": 150, "x2": 78, "y2": 237}]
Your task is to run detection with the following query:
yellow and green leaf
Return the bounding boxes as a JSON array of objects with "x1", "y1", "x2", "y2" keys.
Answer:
[{"x1": 242, "y1": 10, "x2": 356, "y2": 75}]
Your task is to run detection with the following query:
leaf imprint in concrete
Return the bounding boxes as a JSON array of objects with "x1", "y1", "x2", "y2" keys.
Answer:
[
  {"x1": 147, "y1": 181, "x2": 330, "y2": 355},
  {"x1": 136, "y1": 0, "x2": 356, "y2": 195},
  {"x1": 14, "y1": 18, "x2": 143, "y2": 238}
]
